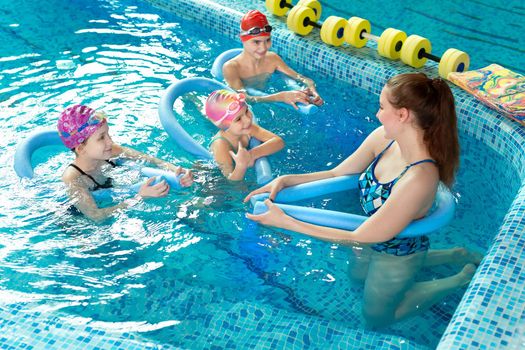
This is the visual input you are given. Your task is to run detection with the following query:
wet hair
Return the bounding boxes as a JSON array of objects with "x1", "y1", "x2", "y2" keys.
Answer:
[{"x1": 386, "y1": 73, "x2": 459, "y2": 187}]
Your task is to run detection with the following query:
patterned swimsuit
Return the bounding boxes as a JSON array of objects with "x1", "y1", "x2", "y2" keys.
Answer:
[{"x1": 358, "y1": 141, "x2": 435, "y2": 256}]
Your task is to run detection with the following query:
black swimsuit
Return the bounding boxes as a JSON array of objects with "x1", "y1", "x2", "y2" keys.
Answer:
[{"x1": 67, "y1": 160, "x2": 117, "y2": 215}]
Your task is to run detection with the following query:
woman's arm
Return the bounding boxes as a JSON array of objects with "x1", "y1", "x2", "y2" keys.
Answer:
[
  {"x1": 244, "y1": 127, "x2": 384, "y2": 202},
  {"x1": 247, "y1": 165, "x2": 439, "y2": 244}
]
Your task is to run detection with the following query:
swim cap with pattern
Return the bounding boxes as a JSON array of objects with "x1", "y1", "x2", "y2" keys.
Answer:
[
  {"x1": 57, "y1": 104, "x2": 107, "y2": 149},
  {"x1": 205, "y1": 90, "x2": 247, "y2": 129}
]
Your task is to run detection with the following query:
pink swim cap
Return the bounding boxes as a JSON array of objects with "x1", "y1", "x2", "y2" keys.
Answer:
[
  {"x1": 57, "y1": 104, "x2": 106, "y2": 149},
  {"x1": 205, "y1": 90, "x2": 247, "y2": 129}
]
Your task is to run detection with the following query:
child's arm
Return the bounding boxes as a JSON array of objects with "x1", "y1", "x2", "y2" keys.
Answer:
[
  {"x1": 210, "y1": 139, "x2": 251, "y2": 181},
  {"x1": 222, "y1": 58, "x2": 311, "y2": 109},
  {"x1": 64, "y1": 175, "x2": 168, "y2": 222},
  {"x1": 112, "y1": 144, "x2": 193, "y2": 187},
  {"x1": 247, "y1": 124, "x2": 285, "y2": 161},
  {"x1": 272, "y1": 54, "x2": 323, "y2": 106}
]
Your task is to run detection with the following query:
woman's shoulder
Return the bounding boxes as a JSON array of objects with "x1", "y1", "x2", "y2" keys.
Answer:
[{"x1": 364, "y1": 126, "x2": 392, "y2": 155}]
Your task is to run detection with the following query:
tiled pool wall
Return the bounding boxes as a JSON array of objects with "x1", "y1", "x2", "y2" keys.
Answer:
[{"x1": 144, "y1": 0, "x2": 525, "y2": 348}]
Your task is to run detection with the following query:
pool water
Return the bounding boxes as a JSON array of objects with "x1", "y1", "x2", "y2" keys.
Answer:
[{"x1": 0, "y1": 0, "x2": 522, "y2": 348}]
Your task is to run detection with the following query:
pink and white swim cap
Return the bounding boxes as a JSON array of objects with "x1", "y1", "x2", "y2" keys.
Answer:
[
  {"x1": 205, "y1": 90, "x2": 247, "y2": 129},
  {"x1": 57, "y1": 104, "x2": 107, "y2": 149}
]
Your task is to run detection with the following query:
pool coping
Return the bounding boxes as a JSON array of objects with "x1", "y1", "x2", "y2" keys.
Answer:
[{"x1": 144, "y1": 0, "x2": 525, "y2": 348}]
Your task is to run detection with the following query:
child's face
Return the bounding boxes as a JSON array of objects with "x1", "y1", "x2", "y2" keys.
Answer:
[
  {"x1": 226, "y1": 107, "x2": 252, "y2": 136},
  {"x1": 243, "y1": 36, "x2": 271, "y2": 59},
  {"x1": 79, "y1": 122, "x2": 113, "y2": 159}
]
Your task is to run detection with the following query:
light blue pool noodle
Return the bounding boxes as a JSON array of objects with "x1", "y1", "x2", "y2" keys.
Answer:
[
  {"x1": 251, "y1": 176, "x2": 456, "y2": 238},
  {"x1": 248, "y1": 137, "x2": 273, "y2": 185},
  {"x1": 211, "y1": 48, "x2": 318, "y2": 115},
  {"x1": 158, "y1": 76, "x2": 273, "y2": 185},
  {"x1": 13, "y1": 129, "x2": 183, "y2": 200},
  {"x1": 249, "y1": 175, "x2": 360, "y2": 206},
  {"x1": 14, "y1": 129, "x2": 64, "y2": 179}
]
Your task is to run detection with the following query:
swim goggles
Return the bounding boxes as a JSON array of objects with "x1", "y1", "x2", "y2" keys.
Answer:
[
  {"x1": 59, "y1": 111, "x2": 107, "y2": 138},
  {"x1": 214, "y1": 93, "x2": 247, "y2": 127},
  {"x1": 240, "y1": 25, "x2": 273, "y2": 37}
]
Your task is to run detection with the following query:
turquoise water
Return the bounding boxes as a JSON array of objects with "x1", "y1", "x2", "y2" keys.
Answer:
[
  {"x1": 0, "y1": 0, "x2": 522, "y2": 348},
  {"x1": 320, "y1": 0, "x2": 525, "y2": 74}
]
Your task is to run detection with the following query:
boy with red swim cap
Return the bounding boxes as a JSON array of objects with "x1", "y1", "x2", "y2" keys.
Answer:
[{"x1": 223, "y1": 10, "x2": 323, "y2": 110}]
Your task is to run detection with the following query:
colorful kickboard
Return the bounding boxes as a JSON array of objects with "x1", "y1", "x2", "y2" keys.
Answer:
[{"x1": 448, "y1": 64, "x2": 524, "y2": 125}]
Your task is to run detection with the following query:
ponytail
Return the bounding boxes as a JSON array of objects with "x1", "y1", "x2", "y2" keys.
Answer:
[{"x1": 386, "y1": 73, "x2": 459, "y2": 187}]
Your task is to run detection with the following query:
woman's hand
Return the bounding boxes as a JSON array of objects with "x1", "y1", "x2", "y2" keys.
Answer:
[
  {"x1": 230, "y1": 142, "x2": 254, "y2": 170},
  {"x1": 243, "y1": 175, "x2": 287, "y2": 202},
  {"x1": 277, "y1": 90, "x2": 310, "y2": 110},
  {"x1": 138, "y1": 177, "x2": 170, "y2": 198},
  {"x1": 246, "y1": 199, "x2": 288, "y2": 227}
]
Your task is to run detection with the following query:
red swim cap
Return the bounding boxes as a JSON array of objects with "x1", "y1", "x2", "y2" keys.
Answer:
[{"x1": 240, "y1": 10, "x2": 270, "y2": 42}]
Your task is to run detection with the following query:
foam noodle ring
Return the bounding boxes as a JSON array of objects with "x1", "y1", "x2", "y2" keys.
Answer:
[
  {"x1": 287, "y1": 5, "x2": 318, "y2": 36},
  {"x1": 320, "y1": 16, "x2": 347, "y2": 46},
  {"x1": 439, "y1": 48, "x2": 470, "y2": 79},
  {"x1": 377, "y1": 28, "x2": 407, "y2": 60},
  {"x1": 249, "y1": 175, "x2": 456, "y2": 239},
  {"x1": 400, "y1": 35, "x2": 432, "y2": 68},
  {"x1": 266, "y1": 0, "x2": 293, "y2": 17},
  {"x1": 344, "y1": 17, "x2": 371, "y2": 48}
]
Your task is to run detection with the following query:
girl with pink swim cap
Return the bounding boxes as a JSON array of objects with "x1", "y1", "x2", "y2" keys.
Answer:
[
  {"x1": 205, "y1": 90, "x2": 284, "y2": 181},
  {"x1": 57, "y1": 104, "x2": 194, "y2": 221},
  {"x1": 222, "y1": 9, "x2": 323, "y2": 110}
]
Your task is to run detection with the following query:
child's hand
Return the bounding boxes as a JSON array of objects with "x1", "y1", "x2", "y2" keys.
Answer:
[
  {"x1": 179, "y1": 168, "x2": 194, "y2": 187},
  {"x1": 305, "y1": 87, "x2": 324, "y2": 106},
  {"x1": 229, "y1": 142, "x2": 253, "y2": 170},
  {"x1": 279, "y1": 90, "x2": 310, "y2": 109},
  {"x1": 138, "y1": 177, "x2": 170, "y2": 198},
  {"x1": 164, "y1": 165, "x2": 194, "y2": 187}
]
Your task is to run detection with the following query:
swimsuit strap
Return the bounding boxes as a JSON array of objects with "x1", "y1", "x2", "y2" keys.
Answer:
[
  {"x1": 209, "y1": 135, "x2": 251, "y2": 151},
  {"x1": 210, "y1": 135, "x2": 235, "y2": 150},
  {"x1": 378, "y1": 140, "x2": 395, "y2": 158},
  {"x1": 68, "y1": 161, "x2": 115, "y2": 190},
  {"x1": 397, "y1": 159, "x2": 437, "y2": 179},
  {"x1": 105, "y1": 159, "x2": 117, "y2": 167},
  {"x1": 68, "y1": 163, "x2": 105, "y2": 189}
]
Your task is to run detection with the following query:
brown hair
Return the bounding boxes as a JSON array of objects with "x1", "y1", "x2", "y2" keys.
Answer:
[{"x1": 386, "y1": 73, "x2": 459, "y2": 187}]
